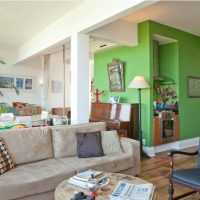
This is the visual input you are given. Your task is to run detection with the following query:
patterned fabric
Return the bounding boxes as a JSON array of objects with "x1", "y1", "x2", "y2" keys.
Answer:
[
  {"x1": 16, "y1": 106, "x2": 32, "y2": 116},
  {"x1": 13, "y1": 102, "x2": 28, "y2": 107},
  {"x1": 0, "y1": 138, "x2": 15, "y2": 175}
]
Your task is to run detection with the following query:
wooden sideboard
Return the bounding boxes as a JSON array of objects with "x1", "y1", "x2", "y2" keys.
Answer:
[
  {"x1": 154, "y1": 114, "x2": 179, "y2": 146},
  {"x1": 90, "y1": 103, "x2": 139, "y2": 139}
]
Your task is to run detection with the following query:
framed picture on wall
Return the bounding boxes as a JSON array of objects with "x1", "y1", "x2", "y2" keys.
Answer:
[
  {"x1": 188, "y1": 76, "x2": 200, "y2": 97},
  {"x1": 16, "y1": 78, "x2": 24, "y2": 89},
  {"x1": 0, "y1": 76, "x2": 14, "y2": 85},
  {"x1": 24, "y1": 77, "x2": 35, "y2": 92},
  {"x1": 107, "y1": 58, "x2": 125, "y2": 92},
  {"x1": 0, "y1": 74, "x2": 35, "y2": 93}
]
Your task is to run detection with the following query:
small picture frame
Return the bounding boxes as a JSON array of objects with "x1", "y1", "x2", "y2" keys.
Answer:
[
  {"x1": 188, "y1": 76, "x2": 200, "y2": 98},
  {"x1": 109, "y1": 96, "x2": 120, "y2": 103},
  {"x1": 16, "y1": 78, "x2": 24, "y2": 89}
]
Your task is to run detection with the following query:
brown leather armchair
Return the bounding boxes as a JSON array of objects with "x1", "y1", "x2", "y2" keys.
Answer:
[
  {"x1": 51, "y1": 107, "x2": 71, "y2": 124},
  {"x1": 168, "y1": 138, "x2": 200, "y2": 200}
]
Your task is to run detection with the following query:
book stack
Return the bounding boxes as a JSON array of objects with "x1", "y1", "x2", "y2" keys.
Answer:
[
  {"x1": 68, "y1": 169, "x2": 108, "y2": 189},
  {"x1": 109, "y1": 181, "x2": 155, "y2": 200}
]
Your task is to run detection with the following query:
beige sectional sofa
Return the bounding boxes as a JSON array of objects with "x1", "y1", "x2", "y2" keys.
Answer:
[{"x1": 0, "y1": 122, "x2": 140, "y2": 200}]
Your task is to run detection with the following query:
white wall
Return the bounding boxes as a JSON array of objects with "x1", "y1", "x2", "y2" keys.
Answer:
[
  {"x1": 46, "y1": 51, "x2": 71, "y2": 111},
  {"x1": 45, "y1": 51, "x2": 94, "y2": 111},
  {"x1": 0, "y1": 56, "x2": 43, "y2": 105}
]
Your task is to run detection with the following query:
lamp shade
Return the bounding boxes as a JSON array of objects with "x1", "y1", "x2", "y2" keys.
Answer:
[{"x1": 128, "y1": 76, "x2": 150, "y2": 89}]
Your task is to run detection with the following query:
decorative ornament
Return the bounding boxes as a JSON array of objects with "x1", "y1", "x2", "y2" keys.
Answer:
[{"x1": 91, "y1": 89, "x2": 104, "y2": 103}]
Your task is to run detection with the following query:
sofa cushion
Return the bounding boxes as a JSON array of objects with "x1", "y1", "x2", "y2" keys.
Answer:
[
  {"x1": 0, "y1": 138, "x2": 15, "y2": 175},
  {"x1": 57, "y1": 152, "x2": 134, "y2": 173},
  {"x1": 0, "y1": 127, "x2": 53, "y2": 165},
  {"x1": 101, "y1": 130, "x2": 123, "y2": 154},
  {"x1": 76, "y1": 131, "x2": 104, "y2": 158},
  {"x1": 51, "y1": 122, "x2": 106, "y2": 158},
  {"x1": 0, "y1": 159, "x2": 76, "y2": 200}
]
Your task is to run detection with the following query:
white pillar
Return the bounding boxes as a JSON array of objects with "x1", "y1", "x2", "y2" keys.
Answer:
[{"x1": 71, "y1": 33, "x2": 89, "y2": 124}]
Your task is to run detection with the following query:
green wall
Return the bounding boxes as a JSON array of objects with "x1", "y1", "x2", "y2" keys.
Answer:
[
  {"x1": 94, "y1": 20, "x2": 200, "y2": 146},
  {"x1": 159, "y1": 42, "x2": 179, "y2": 101},
  {"x1": 149, "y1": 21, "x2": 200, "y2": 140},
  {"x1": 94, "y1": 21, "x2": 153, "y2": 146}
]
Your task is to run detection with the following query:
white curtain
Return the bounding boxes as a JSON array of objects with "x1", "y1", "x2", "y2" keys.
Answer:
[{"x1": 42, "y1": 54, "x2": 50, "y2": 109}]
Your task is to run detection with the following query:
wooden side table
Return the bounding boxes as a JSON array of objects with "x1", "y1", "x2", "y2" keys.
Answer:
[{"x1": 55, "y1": 173, "x2": 157, "y2": 200}]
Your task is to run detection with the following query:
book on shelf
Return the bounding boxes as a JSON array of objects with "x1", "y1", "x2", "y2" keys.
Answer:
[{"x1": 109, "y1": 181, "x2": 155, "y2": 200}]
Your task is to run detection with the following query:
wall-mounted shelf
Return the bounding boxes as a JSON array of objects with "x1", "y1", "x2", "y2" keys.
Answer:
[{"x1": 154, "y1": 75, "x2": 175, "y2": 85}]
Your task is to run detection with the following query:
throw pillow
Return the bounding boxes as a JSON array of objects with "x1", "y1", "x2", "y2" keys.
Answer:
[
  {"x1": 0, "y1": 138, "x2": 15, "y2": 175},
  {"x1": 76, "y1": 131, "x2": 104, "y2": 158},
  {"x1": 101, "y1": 130, "x2": 123, "y2": 154},
  {"x1": 49, "y1": 115, "x2": 68, "y2": 126}
]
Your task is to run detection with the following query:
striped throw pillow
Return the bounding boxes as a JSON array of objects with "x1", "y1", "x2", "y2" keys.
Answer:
[{"x1": 0, "y1": 138, "x2": 15, "y2": 175}]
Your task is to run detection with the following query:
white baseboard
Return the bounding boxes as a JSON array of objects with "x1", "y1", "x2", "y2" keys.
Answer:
[
  {"x1": 143, "y1": 146, "x2": 155, "y2": 157},
  {"x1": 143, "y1": 137, "x2": 199, "y2": 157}
]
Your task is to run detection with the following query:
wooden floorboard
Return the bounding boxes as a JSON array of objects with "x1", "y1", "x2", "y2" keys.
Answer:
[{"x1": 139, "y1": 146, "x2": 199, "y2": 200}]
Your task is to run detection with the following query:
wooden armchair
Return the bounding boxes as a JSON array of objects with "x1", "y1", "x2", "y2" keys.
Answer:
[
  {"x1": 168, "y1": 139, "x2": 200, "y2": 200},
  {"x1": 51, "y1": 107, "x2": 71, "y2": 124}
]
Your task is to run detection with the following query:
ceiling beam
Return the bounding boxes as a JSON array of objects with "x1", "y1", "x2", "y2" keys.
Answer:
[
  {"x1": 89, "y1": 19, "x2": 138, "y2": 47},
  {"x1": 12, "y1": 0, "x2": 158, "y2": 64}
]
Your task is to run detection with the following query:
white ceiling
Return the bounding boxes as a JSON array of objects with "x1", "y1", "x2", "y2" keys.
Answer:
[
  {"x1": 0, "y1": 1, "x2": 83, "y2": 51},
  {"x1": 1, "y1": 1, "x2": 200, "y2": 56},
  {"x1": 91, "y1": 1, "x2": 200, "y2": 52},
  {"x1": 123, "y1": 1, "x2": 200, "y2": 37},
  {"x1": 44, "y1": 38, "x2": 117, "y2": 61}
]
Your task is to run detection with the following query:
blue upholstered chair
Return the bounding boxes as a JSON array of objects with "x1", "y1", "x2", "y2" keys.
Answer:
[{"x1": 168, "y1": 138, "x2": 200, "y2": 200}]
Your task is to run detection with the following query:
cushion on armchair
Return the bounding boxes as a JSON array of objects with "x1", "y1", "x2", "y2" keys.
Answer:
[
  {"x1": 172, "y1": 168, "x2": 200, "y2": 187},
  {"x1": 13, "y1": 102, "x2": 28, "y2": 107}
]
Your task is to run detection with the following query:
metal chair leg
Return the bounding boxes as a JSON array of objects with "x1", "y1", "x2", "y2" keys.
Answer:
[
  {"x1": 168, "y1": 157, "x2": 174, "y2": 200},
  {"x1": 168, "y1": 182, "x2": 174, "y2": 200}
]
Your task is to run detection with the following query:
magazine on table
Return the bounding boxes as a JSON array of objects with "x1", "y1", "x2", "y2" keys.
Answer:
[
  {"x1": 68, "y1": 175, "x2": 109, "y2": 189},
  {"x1": 68, "y1": 178, "x2": 89, "y2": 189},
  {"x1": 68, "y1": 169, "x2": 109, "y2": 189},
  {"x1": 75, "y1": 169, "x2": 104, "y2": 181},
  {"x1": 109, "y1": 181, "x2": 155, "y2": 200}
]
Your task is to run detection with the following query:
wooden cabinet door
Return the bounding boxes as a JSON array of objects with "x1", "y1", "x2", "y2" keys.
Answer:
[
  {"x1": 174, "y1": 115, "x2": 179, "y2": 141},
  {"x1": 154, "y1": 117, "x2": 160, "y2": 146},
  {"x1": 154, "y1": 115, "x2": 179, "y2": 146}
]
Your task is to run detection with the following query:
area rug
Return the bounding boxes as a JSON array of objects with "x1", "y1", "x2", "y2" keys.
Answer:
[{"x1": 182, "y1": 193, "x2": 200, "y2": 200}]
